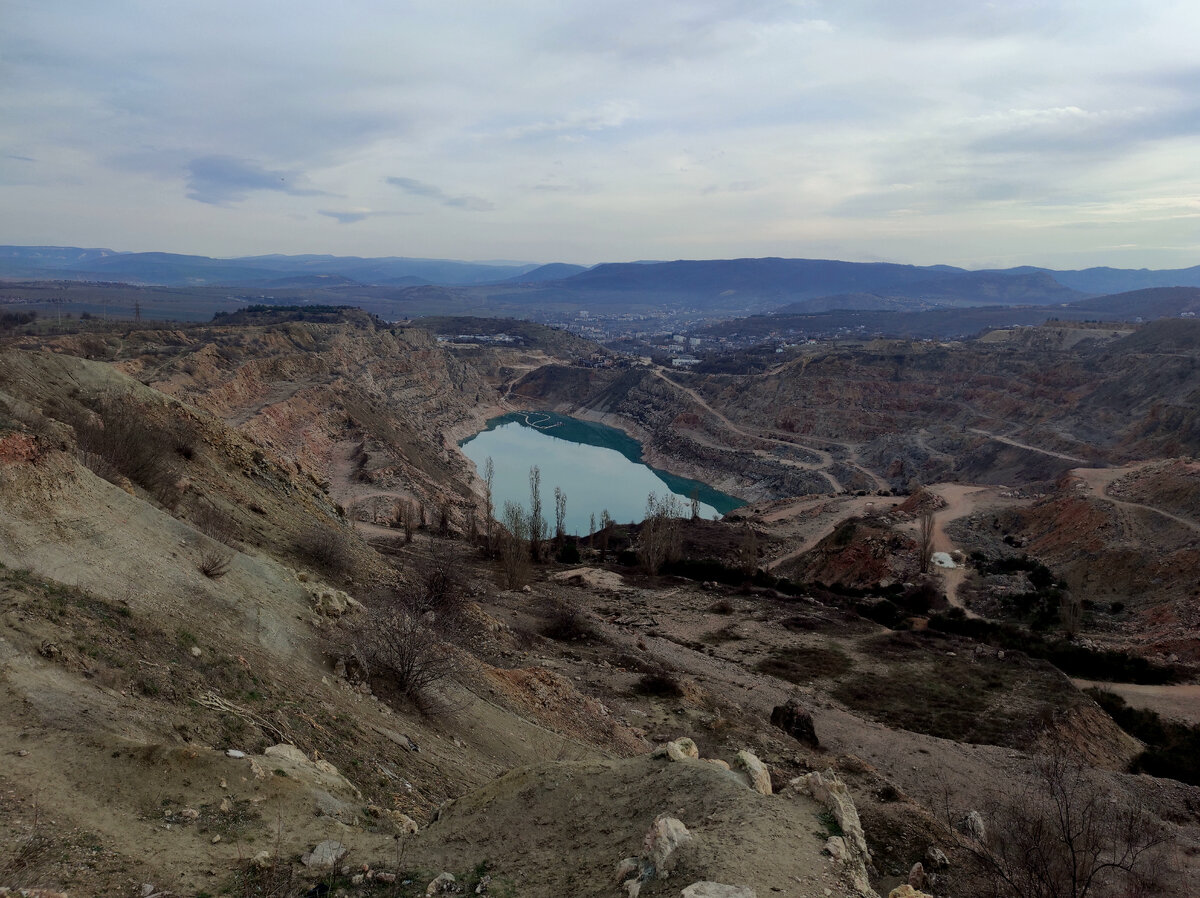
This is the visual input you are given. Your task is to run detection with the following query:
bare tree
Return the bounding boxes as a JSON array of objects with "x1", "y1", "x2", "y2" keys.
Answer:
[
  {"x1": 588, "y1": 512, "x2": 596, "y2": 550},
  {"x1": 639, "y1": 491, "x2": 683, "y2": 574},
  {"x1": 598, "y1": 509, "x2": 613, "y2": 560},
  {"x1": 528, "y1": 465, "x2": 545, "y2": 562},
  {"x1": 1060, "y1": 591, "x2": 1083, "y2": 636},
  {"x1": 919, "y1": 508, "x2": 935, "y2": 574},
  {"x1": 554, "y1": 486, "x2": 567, "y2": 548},
  {"x1": 689, "y1": 486, "x2": 701, "y2": 521},
  {"x1": 482, "y1": 456, "x2": 495, "y2": 554},
  {"x1": 966, "y1": 748, "x2": 1168, "y2": 898},
  {"x1": 736, "y1": 522, "x2": 759, "y2": 576},
  {"x1": 499, "y1": 500, "x2": 532, "y2": 589}
]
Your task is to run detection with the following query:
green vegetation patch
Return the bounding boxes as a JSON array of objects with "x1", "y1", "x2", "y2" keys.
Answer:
[
  {"x1": 832, "y1": 639, "x2": 1064, "y2": 746},
  {"x1": 756, "y1": 644, "x2": 853, "y2": 683}
]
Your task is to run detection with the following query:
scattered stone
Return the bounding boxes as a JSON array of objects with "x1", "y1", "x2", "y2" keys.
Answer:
[
  {"x1": 211, "y1": 834, "x2": 222, "y2": 844},
  {"x1": 824, "y1": 836, "x2": 847, "y2": 861},
  {"x1": 425, "y1": 871, "x2": 457, "y2": 895},
  {"x1": 179, "y1": 807, "x2": 200, "y2": 821},
  {"x1": 925, "y1": 846, "x2": 949, "y2": 869},
  {"x1": 908, "y1": 861, "x2": 925, "y2": 889},
  {"x1": 705, "y1": 758, "x2": 730, "y2": 771},
  {"x1": 310, "y1": 586, "x2": 364, "y2": 617},
  {"x1": 474, "y1": 873, "x2": 491, "y2": 893},
  {"x1": 770, "y1": 699, "x2": 819, "y2": 748},
  {"x1": 888, "y1": 887, "x2": 932, "y2": 898},
  {"x1": 963, "y1": 810, "x2": 986, "y2": 841},
  {"x1": 302, "y1": 840, "x2": 348, "y2": 868},
  {"x1": 643, "y1": 814, "x2": 693, "y2": 876},
  {"x1": 190, "y1": 645, "x2": 202, "y2": 657},
  {"x1": 680, "y1": 884, "x2": 756, "y2": 898},
  {"x1": 616, "y1": 857, "x2": 640, "y2": 882},
  {"x1": 735, "y1": 750, "x2": 772, "y2": 795},
  {"x1": 655, "y1": 737, "x2": 701, "y2": 762},
  {"x1": 225, "y1": 749, "x2": 246, "y2": 759},
  {"x1": 376, "y1": 872, "x2": 397, "y2": 884},
  {"x1": 250, "y1": 850, "x2": 273, "y2": 869}
]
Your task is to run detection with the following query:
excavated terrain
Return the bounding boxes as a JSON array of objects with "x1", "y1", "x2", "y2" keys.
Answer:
[{"x1": 0, "y1": 311, "x2": 1198, "y2": 897}]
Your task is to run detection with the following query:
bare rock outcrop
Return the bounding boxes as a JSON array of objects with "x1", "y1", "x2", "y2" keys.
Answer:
[
  {"x1": 735, "y1": 750, "x2": 772, "y2": 795},
  {"x1": 794, "y1": 769, "x2": 875, "y2": 897}
]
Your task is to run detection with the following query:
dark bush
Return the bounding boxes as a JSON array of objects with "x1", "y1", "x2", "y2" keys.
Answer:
[
  {"x1": 928, "y1": 614, "x2": 1180, "y2": 684},
  {"x1": 541, "y1": 598, "x2": 595, "y2": 642},
  {"x1": 1086, "y1": 688, "x2": 1200, "y2": 786},
  {"x1": 633, "y1": 669, "x2": 684, "y2": 697}
]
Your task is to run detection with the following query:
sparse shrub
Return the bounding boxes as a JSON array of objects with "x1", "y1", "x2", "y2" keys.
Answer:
[
  {"x1": 541, "y1": 597, "x2": 594, "y2": 642},
  {"x1": 351, "y1": 596, "x2": 461, "y2": 704},
  {"x1": 296, "y1": 524, "x2": 355, "y2": 575},
  {"x1": 194, "y1": 502, "x2": 239, "y2": 547},
  {"x1": 68, "y1": 392, "x2": 186, "y2": 507},
  {"x1": 964, "y1": 747, "x2": 1170, "y2": 897},
  {"x1": 400, "y1": 550, "x2": 467, "y2": 629},
  {"x1": 199, "y1": 547, "x2": 233, "y2": 579}
]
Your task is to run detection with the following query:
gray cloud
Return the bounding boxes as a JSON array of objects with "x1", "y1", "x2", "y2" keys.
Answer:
[
  {"x1": 185, "y1": 156, "x2": 324, "y2": 205},
  {"x1": 386, "y1": 177, "x2": 494, "y2": 211}
]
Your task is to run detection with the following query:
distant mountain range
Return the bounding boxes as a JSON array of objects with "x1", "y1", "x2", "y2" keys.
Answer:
[
  {"x1": 0, "y1": 246, "x2": 541, "y2": 287},
  {"x1": 3, "y1": 246, "x2": 1200, "y2": 318}
]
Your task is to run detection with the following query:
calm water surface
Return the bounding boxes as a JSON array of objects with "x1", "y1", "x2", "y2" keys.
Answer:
[{"x1": 460, "y1": 412, "x2": 744, "y2": 535}]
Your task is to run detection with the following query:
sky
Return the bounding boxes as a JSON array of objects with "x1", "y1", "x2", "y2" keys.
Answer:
[{"x1": 3, "y1": 1, "x2": 1200, "y2": 269}]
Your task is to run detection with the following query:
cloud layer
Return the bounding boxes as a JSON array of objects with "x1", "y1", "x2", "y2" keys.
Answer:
[{"x1": 2, "y1": 1, "x2": 1199, "y2": 268}]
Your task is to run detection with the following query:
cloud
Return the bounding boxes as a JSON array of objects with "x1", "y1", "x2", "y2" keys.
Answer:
[
  {"x1": 185, "y1": 156, "x2": 324, "y2": 205},
  {"x1": 318, "y1": 210, "x2": 370, "y2": 224},
  {"x1": 503, "y1": 101, "x2": 638, "y2": 140},
  {"x1": 386, "y1": 177, "x2": 494, "y2": 211}
]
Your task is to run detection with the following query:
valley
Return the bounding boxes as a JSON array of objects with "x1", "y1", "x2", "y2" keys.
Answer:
[{"x1": 0, "y1": 306, "x2": 1197, "y2": 897}]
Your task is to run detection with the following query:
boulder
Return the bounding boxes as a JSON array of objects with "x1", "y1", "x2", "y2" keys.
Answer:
[
  {"x1": 770, "y1": 699, "x2": 819, "y2": 748},
  {"x1": 643, "y1": 814, "x2": 694, "y2": 875},
  {"x1": 263, "y1": 743, "x2": 309, "y2": 765},
  {"x1": 681, "y1": 884, "x2": 757, "y2": 898},
  {"x1": 654, "y1": 737, "x2": 701, "y2": 762},
  {"x1": 302, "y1": 840, "x2": 348, "y2": 868},
  {"x1": 735, "y1": 750, "x2": 772, "y2": 795},
  {"x1": 908, "y1": 861, "x2": 926, "y2": 890},
  {"x1": 824, "y1": 836, "x2": 847, "y2": 861},
  {"x1": 888, "y1": 887, "x2": 932, "y2": 898},
  {"x1": 925, "y1": 846, "x2": 949, "y2": 869},
  {"x1": 425, "y1": 871, "x2": 457, "y2": 895},
  {"x1": 963, "y1": 809, "x2": 986, "y2": 841}
]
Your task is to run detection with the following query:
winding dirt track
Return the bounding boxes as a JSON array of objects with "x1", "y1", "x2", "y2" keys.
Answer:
[
  {"x1": 651, "y1": 367, "x2": 889, "y2": 493},
  {"x1": 1073, "y1": 464, "x2": 1200, "y2": 534}
]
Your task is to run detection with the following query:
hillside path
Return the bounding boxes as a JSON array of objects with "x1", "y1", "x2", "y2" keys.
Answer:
[
  {"x1": 1073, "y1": 464, "x2": 1200, "y2": 535},
  {"x1": 967, "y1": 427, "x2": 1090, "y2": 464}
]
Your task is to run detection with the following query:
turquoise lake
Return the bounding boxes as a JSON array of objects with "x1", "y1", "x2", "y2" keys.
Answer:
[{"x1": 459, "y1": 412, "x2": 744, "y2": 536}]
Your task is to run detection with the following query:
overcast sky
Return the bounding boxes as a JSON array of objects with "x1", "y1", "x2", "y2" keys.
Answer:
[{"x1": 3, "y1": 1, "x2": 1199, "y2": 269}]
